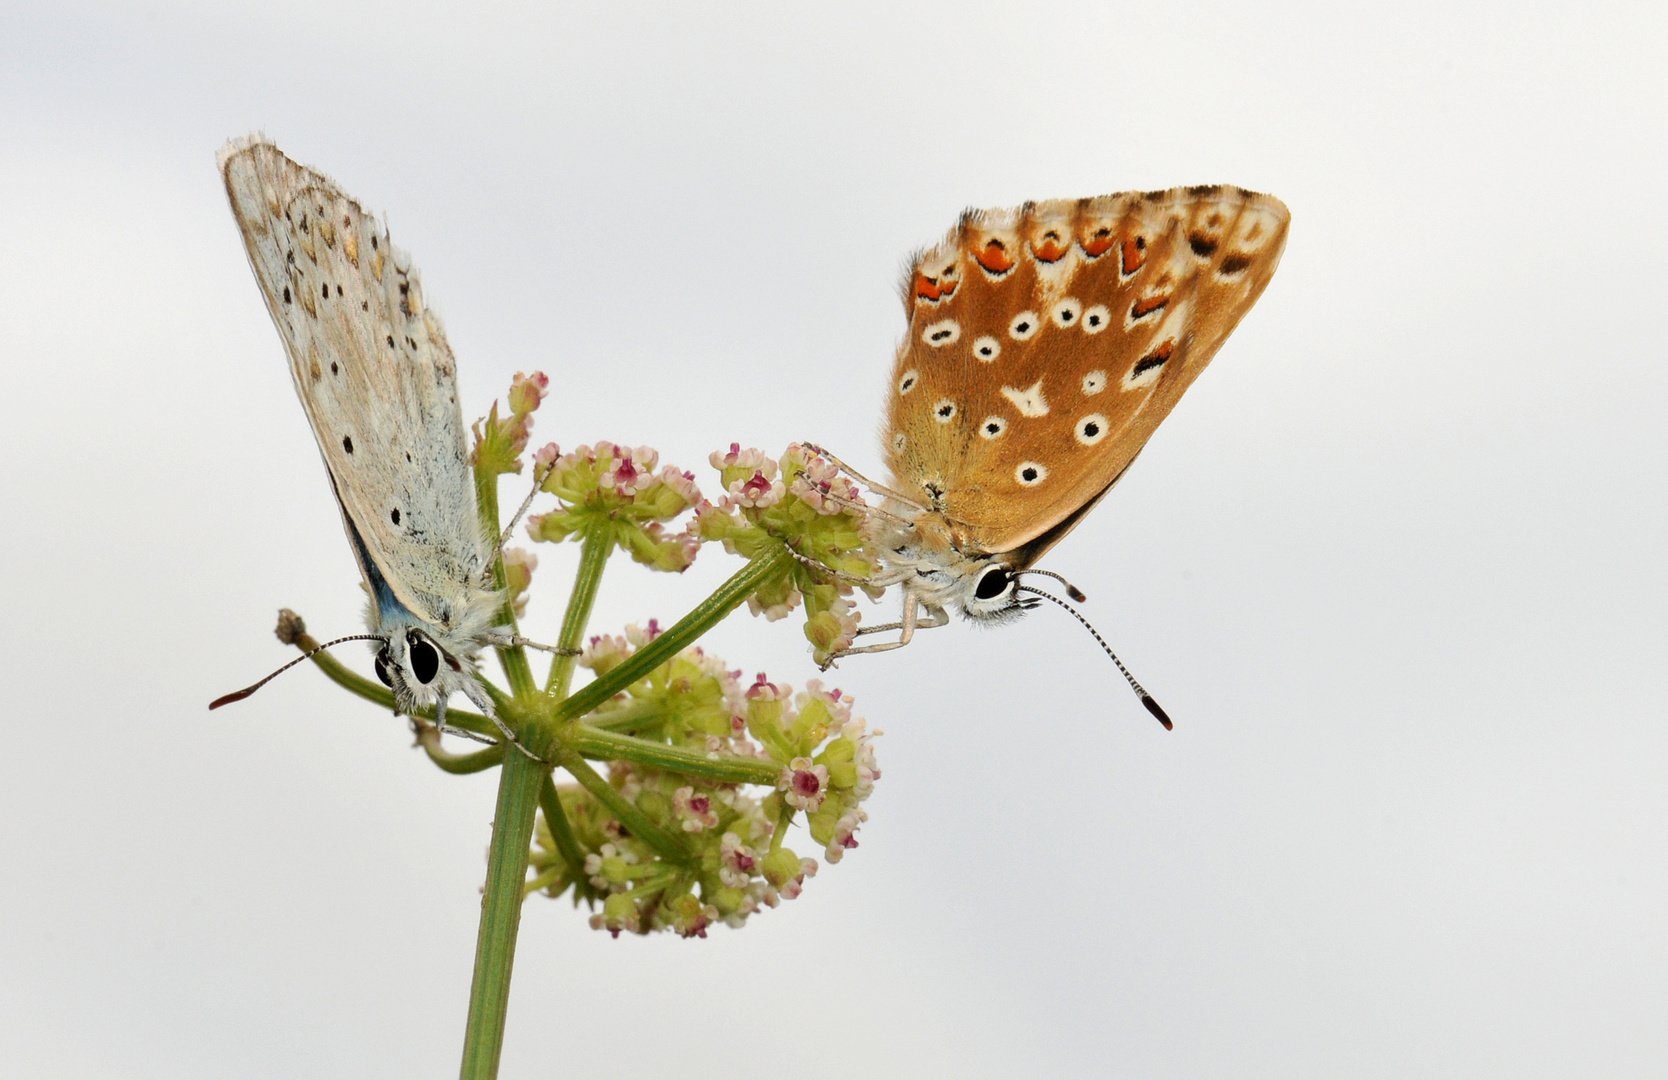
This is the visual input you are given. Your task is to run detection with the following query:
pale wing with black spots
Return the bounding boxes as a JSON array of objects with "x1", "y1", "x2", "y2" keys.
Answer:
[
  {"x1": 883, "y1": 187, "x2": 1289, "y2": 560},
  {"x1": 219, "y1": 135, "x2": 496, "y2": 633}
]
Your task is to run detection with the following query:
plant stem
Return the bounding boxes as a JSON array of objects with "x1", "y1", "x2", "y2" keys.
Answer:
[
  {"x1": 545, "y1": 528, "x2": 609, "y2": 696},
  {"x1": 460, "y1": 507, "x2": 615, "y2": 1077},
  {"x1": 572, "y1": 726, "x2": 780, "y2": 785},
  {"x1": 459, "y1": 745, "x2": 544, "y2": 1080},
  {"x1": 557, "y1": 747, "x2": 689, "y2": 863},
  {"x1": 552, "y1": 544, "x2": 794, "y2": 725},
  {"x1": 477, "y1": 468, "x2": 537, "y2": 698}
]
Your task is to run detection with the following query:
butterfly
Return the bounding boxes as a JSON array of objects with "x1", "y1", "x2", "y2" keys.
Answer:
[
  {"x1": 216, "y1": 135, "x2": 504, "y2": 727},
  {"x1": 835, "y1": 186, "x2": 1289, "y2": 720}
]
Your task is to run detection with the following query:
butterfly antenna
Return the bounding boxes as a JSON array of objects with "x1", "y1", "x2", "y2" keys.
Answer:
[
  {"x1": 209, "y1": 634, "x2": 382, "y2": 710},
  {"x1": 1018, "y1": 569, "x2": 1088, "y2": 603},
  {"x1": 1014, "y1": 586, "x2": 1172, "y2": 730},
  {"x1": 484, "y1": 468, "x2": 548, "y2": 585}
]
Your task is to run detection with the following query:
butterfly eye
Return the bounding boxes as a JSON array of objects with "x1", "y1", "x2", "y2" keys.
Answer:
[
  {"x1": 1081, "y1": 305, "x2": 1110, "y2": 334},
  {"x1": 374, "y1": 649, "x2": 395, "y2": 688},
  {"x1": 1015, "y1": 461, "x2": 1048, "y2": 486},
  {"x1": 1075, "y1": 414, "x2": 1109, "y2": 446},
  {"x1": 922, "y1": 319, "x2": 961, "y2": 347},
  {"x1": 898, "y1": 370, "x2": 919, "y2": 395},
  {"x1": 932, "y1": 399, "x2": 957, "y2": 424},
  {"x1": 973, "y1": 336, "x2": 1001, "y2": 362},
  {"x1": 1051, "y1": 299, "x2": 1082, "y2": 328},
  {"x1": 1081, "y1": 370, "x2": 1107, "y2": 396},
  {"x1": 408, "y1": 634, "x2": 440, "y2": 685},
  {"x1": 979, "y1": 416, "x2": 1007, "y2": 440},
  {"x1": 1008, "y1": 312, "x2": 1039, "y2": 340},
  {"x1": 974, "y1": 565, "x2": 1012, "y2": 601}
]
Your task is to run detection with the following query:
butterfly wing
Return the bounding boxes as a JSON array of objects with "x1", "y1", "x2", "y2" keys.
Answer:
[
  {"x1": 219, "y1": 136, "x2": 491, "y2": 632},
  {"x1": 884, "y1": 187, "x2": 1289, "y2": 561}
]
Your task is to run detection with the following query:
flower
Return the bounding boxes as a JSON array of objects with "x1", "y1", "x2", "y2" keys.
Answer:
[
  {"x1": 471, "y1": 371, "x2": 547, "y2": 476},
  {"x1": 527, "y1": 441, "x2": 703, "y2": 572},
  {"x1": 780, "y1": 756, "x2": 830, "y2": 813}
]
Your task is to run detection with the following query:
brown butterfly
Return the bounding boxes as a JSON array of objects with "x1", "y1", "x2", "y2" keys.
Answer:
[{"x1": 828, "y1": 186, "x2": 1289, "y2": 724}]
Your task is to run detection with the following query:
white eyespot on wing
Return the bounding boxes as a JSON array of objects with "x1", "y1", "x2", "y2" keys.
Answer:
[
  {"x1": 1015, "y1": 461, "x2": 1048, "y2": 486},
  {"x1": 999, "y1": 379, "x2": 1049, "y2": 417},
  {"x1": 1008, "y1": 311, "x2": 1040, "y2": 340},
  {"x1": 922, "y1": 319, "x2": 961, "y2": 347},
  {"x1": 898, "y1": 369, "x2": 919, "y2": 395},
  {"x1": 1081, "y1": 305, "x2": 1110, "y2": 334},
  {"x1": 979, "y1": 415, "x2": 1007, "y2": 440},
  {"x1": 932, "y1": 398, "x2": 957, "y2": 423},
  {"x1": 893, "y1": 432, "x2": 907, "y2": 452},
  {"x1": 1075, "y1": 414, "x2": 1109, "y2": 446},
  {"x1": 1081, "y1": 370, "x2": 1107, "y2": 395},
  {"x1": 1051, "y1": 298, "x2": 1082, "y2": 328},
  {"x1": 973, "y1": 335, "x2": 1001, "y2": 362}
]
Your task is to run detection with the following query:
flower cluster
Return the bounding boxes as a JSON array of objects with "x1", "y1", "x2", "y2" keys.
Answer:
[
  {"x1": 526, "y1": 442, "x2": 702, "y2": 572},
  {"x1": 528, "y1": 629, "x2": 880, "y2": 936},
  {"x1": 471, "y1": 371, "x2": 547, "y2": 476},
  {"x1": 696, "y1": 444, "x2": 880, "y2": 664}
]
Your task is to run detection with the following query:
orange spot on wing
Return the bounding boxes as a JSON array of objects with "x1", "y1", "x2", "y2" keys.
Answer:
[
  {"x1": 1130, "y1": 294, "x2": 1170, "y2": 319},
  {"x1": 1120, "y1": 237, "x2": 1147, "y2": 275},
  {"x1": 975, "y1": 239, "x2": 1015, "y2": 275},
  {"x1": 1080, "y1": 226, "x2": 1116, "y2": 257},
  {"x1": 913, "y1": 273, "x2": 958, "y2": 303},
  {"x1": 1033, "y1": 231, "x2": 1068, "y2": 262}
]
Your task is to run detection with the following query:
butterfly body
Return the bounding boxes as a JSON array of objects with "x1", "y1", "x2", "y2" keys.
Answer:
[
  {"x1": 851, "y1": 186, "x2": 1288, "y2": 651},
  {"x1": 219, "y1": 135, "x2": 502, "y2": 720}
]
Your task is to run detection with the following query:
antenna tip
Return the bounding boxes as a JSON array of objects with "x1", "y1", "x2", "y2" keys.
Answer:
[
  {"x1": 1066, "y1": 584, "x2": 1087, "y2": 603},
  {"x1": 1141, "y1": 694, "x2": 1173, "y2": 730},
  {"x1": 208, "y1": 688, "x2": 255, "y2": 710}
]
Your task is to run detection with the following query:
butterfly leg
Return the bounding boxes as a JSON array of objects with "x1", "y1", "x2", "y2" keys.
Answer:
[
  {"x1": 481, "y1": 627, "x2": 580, "y2": 656},
  {"x1": 834, "y1": 592, "x2": 948, "y2": 657}
]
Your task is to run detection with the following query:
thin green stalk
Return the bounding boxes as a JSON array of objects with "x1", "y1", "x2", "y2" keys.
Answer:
[
  {"x1": 572, "y1": 726, "x2": 780, "y2": 786},
  {"x1": 553, "y1": 544, "x2": 794, "y2": 724},
  {"x1": 460, "y1": 745, "x2": 545, "y2": 1080},
  {"x1": 418, "y1": 733, "x2": 506, "y2": 775},
  {"x1": 546, "y1": 528, "x2": 609, "y2": 696},
  {"x1": 538, "y1": 774, "x2": 589, "y2": 889},
  {"x1": 577, "y1": 697, "x2": 665, "y2": 733},
  {"x1": 477, "y1": 468, "x2": 536, "y2": 698},
  {"x1": 557, "y1": 747, "x2": 689, "y2": 863}
]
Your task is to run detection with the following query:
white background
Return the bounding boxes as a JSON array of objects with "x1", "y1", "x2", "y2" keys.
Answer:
[{"x1": 2, "y1": 2, "x2": 1665, "y2": 1077}]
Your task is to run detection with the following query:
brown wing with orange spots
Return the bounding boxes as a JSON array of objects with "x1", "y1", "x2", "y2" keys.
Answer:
[{"x1": 881, "y1": 187, "x2": 1289, "y2": 558}]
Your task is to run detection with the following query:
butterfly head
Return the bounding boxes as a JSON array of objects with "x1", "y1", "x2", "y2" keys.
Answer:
[{"x1": 369, "y1": 612, "x2": 496, "y2": 719}]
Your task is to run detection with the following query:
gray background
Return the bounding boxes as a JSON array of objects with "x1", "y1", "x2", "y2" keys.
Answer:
[{"x1": 3, "y1": 1, "x2": 1665, "y2": 1076}]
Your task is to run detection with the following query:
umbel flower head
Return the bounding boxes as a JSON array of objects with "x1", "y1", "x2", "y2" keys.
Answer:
[
  {"x1": 528, "y1": 627, "x2": 880, "y2": 936},
  {"x1": 471, "y1": 371, "x2": 547, "y2": 476},
  {"x1": 696, "y1": 444, "x2": 881, "y2": 665},
  {"x1": 527, "y1": 442, "x2": 702, "y2": 572}
]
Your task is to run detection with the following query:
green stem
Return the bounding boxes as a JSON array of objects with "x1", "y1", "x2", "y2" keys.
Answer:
[
  {"x1": 418, "y1": 731, "x2": 506, "y2": 775},
  {"x1": 538, "y1": 775, "x2": 590, "y2": 890},
  {"x1": 546, "y1": 527, "x2": 610, "y2": 696},
  {"x1": 770, "y1": 802, "x2": 795, "y2": 854},
  {"x1": 578, "y1": 697, "x2": 665, "y2": 733},
  {"x1": 572, "y1": 727, "x2": 780, "y2": 786},
  {"x1": 459, "y1": 744, "x2": 545, "y2": 1080},
  {"x1": 477, "y1": 468, "x2": 536, "y2": 699},
  {"x1": 556, "y1": 748, "x2": 689, "y2": 863},
  {"x1": 553, "y1": 544, "x2": 794, "y2": 725}
]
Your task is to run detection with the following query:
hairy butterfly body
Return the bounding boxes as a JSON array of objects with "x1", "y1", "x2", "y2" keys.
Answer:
[
  {"x1": 218, "y1": 135, "x2": 502, "y2": 723},
  {"x1": 849, "y1": 186, "x2": 1288, "y2": 654}
]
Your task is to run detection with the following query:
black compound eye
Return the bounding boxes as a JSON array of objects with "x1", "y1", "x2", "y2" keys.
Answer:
[
  {"x1": 374, "y1": 649, "x2": 395, "y2": 688},
  {"x1": 408, "y1": 634, "x2": 440, "y2": 685},
  {"x1": 974, "y1": 566, "x2": 1012, "y2": 601}
]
